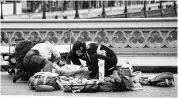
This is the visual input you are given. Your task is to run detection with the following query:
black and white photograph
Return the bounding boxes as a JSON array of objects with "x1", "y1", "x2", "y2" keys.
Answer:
[{"x1": 0, "y1": 0, "x2": 177, "y2": 98}]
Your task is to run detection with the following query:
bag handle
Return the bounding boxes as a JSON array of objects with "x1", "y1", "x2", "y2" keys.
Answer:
[
  {"x1": 96, "y1": 44, "x2": 101, "y2": 54},
  {"x1": 34, "y1": 76, "x2": 39, "y2": 86},
  {"x1": 70, "y1": 85, "x2": 85, "y2": 93},
  {"x1": 43, "y1": 76, "x2": 48, "y2": 85},
  {"x1": 34, "y1": 72, "x2": 58, "y2": 77}
]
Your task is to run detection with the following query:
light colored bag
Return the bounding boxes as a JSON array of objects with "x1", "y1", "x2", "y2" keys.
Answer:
[{"x1": 28, "y1": 72, "x2": 61, "y2": 91}]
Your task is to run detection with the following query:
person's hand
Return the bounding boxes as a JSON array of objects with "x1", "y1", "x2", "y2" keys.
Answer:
[
  {"x1": 97, "y1": 50, "x2": 106, "y2": 56},
  {"x1": 97, "y1": 54, "x2": 105, "y2": 59},
  {"x1": 52, "y1": 63, "x2": 61, "y2": 70},
  {"x1": 58, "y1": 61, "x2": 66, "y2": 67},
  {"x1": 79, "y1": 64, "x2": 85, "y2": 68},
  {"x1": 54, "y1": 57, "x2": 61, "y2": 63},
  {"x1": 83, "y1": 67, "x2": 91, "y2": 74}
]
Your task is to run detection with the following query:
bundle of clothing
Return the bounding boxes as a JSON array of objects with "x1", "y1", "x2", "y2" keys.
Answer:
[
  {"x1": 27, "y1": 62, "x2": 175, "y2": 92},
  {"x1": 140, "y1": 72, "x2": 175, "y2": 87},
  {"x1": 1, "y1": 40, "x2": 38, "y2": 78},
  {"x1": 27, "y1": 64, "x2": 143, "y2": 92}
]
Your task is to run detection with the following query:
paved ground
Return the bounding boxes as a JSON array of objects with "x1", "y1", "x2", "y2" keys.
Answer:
[
  {"x1": 0, "y1": 72, "x2": 177, "y2": 97},
  {"x1": 0, "y1": 46, "x2": 177, "y2": 97}
]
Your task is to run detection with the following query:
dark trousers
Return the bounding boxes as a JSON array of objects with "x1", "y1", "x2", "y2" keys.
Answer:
[
  {"x1": 23, "y1": 50, "x2": 45, "y2": 75},
  {"x1": 88, "y1": 53, "x2": 117, "y2": 78}
]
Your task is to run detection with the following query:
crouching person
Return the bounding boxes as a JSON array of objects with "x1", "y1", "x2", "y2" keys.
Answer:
[
  {"x1": 13, "y1": 40, "x2": 39, "y2": 83},
  {"x1": 66, "y1": 41, "x2": 118, "y2": 79},
  {"x1": 13, "y1": 40, "x2": 61, "y2": 83},
  {"x1": 23, "y1": 40, "x2": 61, "y2": 75}
]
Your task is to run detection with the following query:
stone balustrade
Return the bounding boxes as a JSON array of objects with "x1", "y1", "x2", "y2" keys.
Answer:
[{"x1": 1, "y1": 18, "x2": 177, "y2": 54}]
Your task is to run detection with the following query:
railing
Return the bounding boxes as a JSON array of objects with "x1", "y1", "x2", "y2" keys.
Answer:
[
  {"x1": 2, "y1": 2, "x2": 176, "y2": 19},
  {"x1": 1, "y1": 18, "x2": 177, "y2": 54}
]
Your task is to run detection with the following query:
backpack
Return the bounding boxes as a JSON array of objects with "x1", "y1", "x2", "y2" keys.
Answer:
[
  {"x1": 111, "y1": 68, "x2": 143, "y2": 91},
  {"x1": 15, "y1": 40, "x2": 37, "y2": 62},
  {"x1": 117, "y1": 68, "x2": 135, "y2": 89},
  {"x1": 150, "y1": 72, "x2": 175, "y2": 87},
  {"x1": 98, "y1": 69, "x2": 135, "y2": 92},
  {"x1": 15, "y1": 40, "x2": 32, "y2": 53},
  {"x1": 140, "y1": 72, "x2": 175, "y2": 87},
  {"x1": 63, "y1": 83, "x2": 98, "y2": 93},
  {"x1": 60, "y1": 76, "x2": 99, "y2": 93},
  {"x1": 28, "y1": 72, "x2": 61, "y2": 91}
]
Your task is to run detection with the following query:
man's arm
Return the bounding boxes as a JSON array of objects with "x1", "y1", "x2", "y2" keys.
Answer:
[
  {"x1": 49, "y1": 46, "x2": 61, "y2": 63},
  {"x1": 55, "y1": 68, "x2": 85, "y2": 77},
  {"x1": 52, "y1": 63, "x2": 85, "y2": 77},
  {"x1": 66, "y1": 51, "x2": 82, "y2": 65}
]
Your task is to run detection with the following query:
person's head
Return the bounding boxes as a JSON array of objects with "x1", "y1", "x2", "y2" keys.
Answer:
[
  {"x1": 72, "y1": 41, "x2": 85, "y2": 56},
  {"x1": 87, "y1": 43, "x2": 98, "y2": 56}
]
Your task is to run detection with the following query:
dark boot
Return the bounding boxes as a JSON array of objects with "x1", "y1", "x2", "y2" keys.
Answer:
[
  {"x1": 8, "y1": 68, "x2": 15, "y2": 75},
  {"x1": 21, "y1": 72, "x2": 31, "y2": 81},
  {"x1": 13, "y1": 70, "x2": 25, "y2": 83}
]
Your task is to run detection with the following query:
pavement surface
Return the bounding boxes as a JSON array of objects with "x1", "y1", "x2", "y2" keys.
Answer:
[
  {"x1": 0, "y1": 46, "x2": 177, "y2": 97},
  {"x1": 0, "y1": 72, "x2": 177, "y2": 98}
]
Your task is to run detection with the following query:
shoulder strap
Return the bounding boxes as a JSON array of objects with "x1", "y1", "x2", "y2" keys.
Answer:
[
  {"x1": 97, "y1": 44, "x2": 101, "y2": 53},
  {"x1": 34, "y1": 77, "x2": 39, "y2": 86},
  {"x1": 43, "y1": 76, "x2": 48, "y2": 85}
]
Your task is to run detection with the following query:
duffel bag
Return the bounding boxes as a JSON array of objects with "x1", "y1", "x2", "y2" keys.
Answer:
[
  {"x1": 98, "y1": 81, "x2": 127, "y2": 92},
  {"x1": 61, "y1": 77, "x2": 99, "y2": 93},
  {"x1": 113, "y1": 69, "x2": 134, "y2": 90},
  {"x1": 98, "y1": 81, "x2": 113, "y2": 92},
  {"x1": 150, "y1": 72, "x2": 175, "y2": 87},
  {"x1": 63, "y1": 83, "x2": 98, "y2": 93},
  {"x1": 140, "y1": 72, "x2": 175, "y2": 87},
  {"x1": 98, "y1": 76, "x2": 127, "y2": 92},
  {"x1": 28, "y1": 72, "x2": 61, "y2": 91}
]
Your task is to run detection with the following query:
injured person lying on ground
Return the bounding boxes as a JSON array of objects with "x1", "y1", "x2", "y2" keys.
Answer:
[{"x1": 49, "y1": 60, "x2": 91, "y2": 78}]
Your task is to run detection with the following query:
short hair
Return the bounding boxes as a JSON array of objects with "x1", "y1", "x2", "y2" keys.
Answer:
[
  {"x1": 72, "y1": 41, "x2": 85, "y2": 52},
  {"x1": 87, "y1": 43, "x2": 98, "y2": 55}
]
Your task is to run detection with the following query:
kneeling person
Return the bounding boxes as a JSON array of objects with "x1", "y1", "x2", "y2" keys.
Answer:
[
  {"x1": 23, "y1": 40, "x2": 61, "y2": 76},
  {"x1": 66, "y1": 41, "x2": 118, "y2": 79}
]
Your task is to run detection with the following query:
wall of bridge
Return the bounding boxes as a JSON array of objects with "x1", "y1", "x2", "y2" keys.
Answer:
[{"x1": 1, "y1": 18, "x2": 177, "y2": 54}]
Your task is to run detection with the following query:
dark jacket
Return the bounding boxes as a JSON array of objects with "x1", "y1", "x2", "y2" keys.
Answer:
[
  {"x1": 66, "y1": 42, "x2": 117, "y2": 66},
  {"x1": 87, "y1": 43, "x2": 117, "y2": 64}
]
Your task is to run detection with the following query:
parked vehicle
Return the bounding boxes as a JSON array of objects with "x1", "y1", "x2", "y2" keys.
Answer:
[{"x1": 1, "y1": 52, "x2": 16, "y2": 75}]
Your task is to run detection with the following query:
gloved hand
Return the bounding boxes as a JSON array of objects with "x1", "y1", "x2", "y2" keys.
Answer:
[
  {"x1": 83, "y1": 67, "x2": 91, "y2": 74},
  {"x1": 97, "y1": 54, "x2": 106, "y2": 60},
  {"x1": 97, "y1": 50, "x2": 106, "y2": 56}
]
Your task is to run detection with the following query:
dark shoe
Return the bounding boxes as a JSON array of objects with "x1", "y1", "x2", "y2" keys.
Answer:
[
  {"x1": 13, "y1": 70, "x2": 25, "y2": 83},
  {"x1": 8, "y1": 68, "x2": 15, "y2": 75},
  {"x1": 89, "y1": 73, "x2": 98, "y2": 79},
  {"x1": 21, "y1": 72, "x2": 31, "y2": 81}
]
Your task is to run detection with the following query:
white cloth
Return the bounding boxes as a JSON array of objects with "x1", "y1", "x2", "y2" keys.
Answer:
[
  {"x1": 52, "y1": 63, "x2": 81, "y2": 71},
  {"x1": 121, "y1": 63, "x2": 133, "y2": 73},
  {"x1": 86, "y1": 41, "x2": 106, "y2": 55},
  {"x1": 60, "y1": 64, "x2": 81, "y2": 71},
  {"x1": 31, "y1": 43, "x2": 60, "y2": 59},
  {"x1": 97, "y1": 44, "x2": 106, "y2": 56}
]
